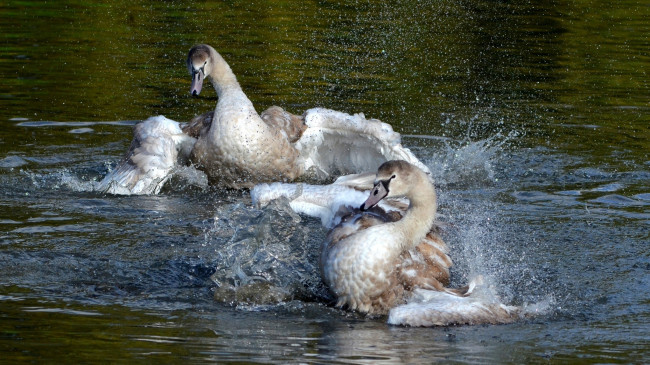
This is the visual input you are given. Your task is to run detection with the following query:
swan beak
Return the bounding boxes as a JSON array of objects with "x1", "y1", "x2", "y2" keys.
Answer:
[
  {"x1": 190, "y1": 69, "x2": 204, "y2": 96},
  {"x1": 360, "y1": 180, "x2": 389, "y2": 211}
]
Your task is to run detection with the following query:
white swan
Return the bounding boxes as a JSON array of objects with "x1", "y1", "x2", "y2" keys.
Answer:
[
  {"x1": 99, "y1": 44, "x2": 428, "y2": 194},
  {"x1": 252, "y1": 160, "x2": 520, "y2": 326}
]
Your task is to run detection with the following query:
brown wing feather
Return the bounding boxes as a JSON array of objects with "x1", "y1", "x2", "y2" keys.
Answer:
[
  {"x1": 182, "y1": 111, "x2": 214, "y2": 139},
  {"x1": 260, "y1": 106, "x2": 307, "y2": 143}
]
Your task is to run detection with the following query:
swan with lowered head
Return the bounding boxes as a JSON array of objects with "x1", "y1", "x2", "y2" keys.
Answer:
[
  {"x1": 252, "y1": 160, "x2": 521, "y2": 326},
  {"x1": 98, "y1": 44, "x2": 428, "y2": 194}
]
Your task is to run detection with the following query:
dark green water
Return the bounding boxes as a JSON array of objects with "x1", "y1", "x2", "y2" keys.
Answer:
[{"x1": 1, "y1": 0, "x2": 648, "y2": 363}]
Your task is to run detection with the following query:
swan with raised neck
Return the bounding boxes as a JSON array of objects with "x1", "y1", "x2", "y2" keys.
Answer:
[
  {"x1": 188, "y1": 44, "x2": 242, "y2": 97},
  {"x1": 187, "y1": 44, "x2": 301, "y2": 186},
  {"x1": 252, "y1": 161, "x2": 522, "y2": 325},
  {"x1": 321, "y1": 160, "x2": 439, "y2": 314},
  {"x1": 99, "y1": 45, "x2": 432, "y2": 194}
]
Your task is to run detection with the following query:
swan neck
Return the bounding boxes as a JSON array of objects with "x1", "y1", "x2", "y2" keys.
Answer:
[
  {"x1": 207, "y1": 49, "x2": 241, "y2": 97},
  {"x1": 398, "y1": 180, "x2": 437, "y2": 251}
]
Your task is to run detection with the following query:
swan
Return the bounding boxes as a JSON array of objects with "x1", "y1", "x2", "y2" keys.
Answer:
[
  {"x1": 251, "y1": 160, "x2": 521, "y2": 326},
  {"x1": 98, "y1": 44, "x2": 428, "y2": 194}
]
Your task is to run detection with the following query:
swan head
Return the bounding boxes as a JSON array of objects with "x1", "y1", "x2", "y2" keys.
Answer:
[
  {"x1": 187, "y1": 44, "x2": 214, "y2": 96},
  {"x1": 360, "y1": 160, "x2": 425, "y2": 211}
]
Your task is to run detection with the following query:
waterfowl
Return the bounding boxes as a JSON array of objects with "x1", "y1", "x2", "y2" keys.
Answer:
[
  {"x1": 99, "y1": 44, "x2": 428, "y2": 194},
  {"x1": 252, "y1": 160, "x2": 520, "y2": 326}
]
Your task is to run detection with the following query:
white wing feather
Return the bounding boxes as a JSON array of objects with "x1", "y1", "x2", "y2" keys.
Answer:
[
  {"x1": 295, "y1": 108, "x2": 430, "y2": 178},
  {"x1": 251, "y1": 173, "x2": 408, "y2": 228},
  {"x1": 251, "y1": 181, "x2": 369, "y2": 228},
  {"x1": 98, "y1": 116, "x2": 196, "y2": 195},
  {"x1": 388, "y1": 279, "x2": 521, "y2": 327}
]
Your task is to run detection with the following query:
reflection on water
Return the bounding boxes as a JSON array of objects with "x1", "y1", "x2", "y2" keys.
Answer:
[{"x1": 1, "y1": 0, "x2": 649, "y2": 363}]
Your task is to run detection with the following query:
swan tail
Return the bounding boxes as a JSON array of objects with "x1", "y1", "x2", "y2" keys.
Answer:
[
  {"x1": 98, "y1": 116, "x2": 195, "y2": 195},
  {"x1": 387, "y1": 277, "x2": 521, "y2": 327},
  {"x1": 296, "y1": 108, "x2": 430, "y2": 179}
]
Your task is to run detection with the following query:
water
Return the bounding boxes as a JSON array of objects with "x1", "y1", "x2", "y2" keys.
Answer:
[{"x1": 1, "y1": 0, "x2": 648, "y2": 363}]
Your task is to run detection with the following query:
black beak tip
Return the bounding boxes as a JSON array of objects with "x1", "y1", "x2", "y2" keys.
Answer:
[
  {"x1": 191, "y1": 90, "x2": 198, "y2": 97},
  {"x1": 359, "y1": 203, "x2": 367, "y2": 211}
]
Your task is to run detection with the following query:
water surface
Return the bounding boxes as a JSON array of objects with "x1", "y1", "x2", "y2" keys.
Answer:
[{"x1": 1, "y1": 0, "x2": 648, "y2": 363}]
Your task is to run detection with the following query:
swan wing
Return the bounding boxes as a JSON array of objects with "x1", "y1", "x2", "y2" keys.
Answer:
[
  {"x1": 260, "y1": 106, "x2": 306, "y2": 143},
  {"x1": 98, "y1": 116, "x2": 196, "y2": 195},
  {"x1": 332, "y1": 171, "x2": 376, "y2": 190},
  {"x1": 181, "y1": 111, "x2": 213, "y2": 140},
  {"x1": 251, "y1": 181, "x2": 368, "y2": 227},
  {"x1": 250, "y1": 177, "x2": 409, "y2": 228},
  {"x1": 387, "y1": 280, "x2": 520, "y2": 327},
  {"x1": 294, "y1": 108, "x2": 430, "y2": 179}
]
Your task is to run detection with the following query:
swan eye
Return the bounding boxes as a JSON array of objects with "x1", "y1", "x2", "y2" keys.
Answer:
[{"x1": 391, "y1": 174, "x2": 396, "y2": 179}]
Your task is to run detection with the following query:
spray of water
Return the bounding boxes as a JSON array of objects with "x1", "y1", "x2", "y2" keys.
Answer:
[
  {"x1": 424, "y1": 128, "x2": 520, "y2": 187},
  {"x1": 206, "y1": 199, "x2": 330, "y2": 309},
  {"x1": 425, "y1": 131, "x2": 555, "y2": 317},
  {"x1": 19, "y1": 164, "x2": 209, "y2": 195}
]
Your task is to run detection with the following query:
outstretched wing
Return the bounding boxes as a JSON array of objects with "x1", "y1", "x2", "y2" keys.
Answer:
[
  {"x1": 98, "y1": 116, "x2": 196, "y2": 195},
  {"x1": 294, "y1": 108, "x2": 430, "y2": 179},
  {"x1": 251, "y1": 180, "x2": 371, "y2": 227}
]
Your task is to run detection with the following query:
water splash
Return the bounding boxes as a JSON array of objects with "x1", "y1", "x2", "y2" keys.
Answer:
[
  {"x1": 424, "y1": 131, "x2": 518, "y2": 187},
  {"x1": 19, "y1": 169, "x2": 99, "y2": 192},
  {"x1": 0, "y1": 156, "x2": 29, "y2": 169},
  {"x1": 422, "y1": 129, "x2": 556, "y2": 318},
  {"x1": 18, "y1": 165, "x2": 209, "y2": 195},
  {"x1": 206, "y1": 199, "x2": 330, "y2": 308}
]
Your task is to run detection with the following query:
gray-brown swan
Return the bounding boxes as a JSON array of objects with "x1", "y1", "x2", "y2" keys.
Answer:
[
  {"x1": 98, "y1": 44, "x2": 428, "y2": 194},
  {"x1": 252, "y1": 160, "x2": 521, "y2": 326}
]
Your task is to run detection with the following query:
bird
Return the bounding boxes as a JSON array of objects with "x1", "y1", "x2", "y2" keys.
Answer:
[
  {"x1": 98, "y1": 44, "x2": 428, "y2": 194},
  {"x1": 252, "y1": 160, "x2": 521, "y2": 326}
]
